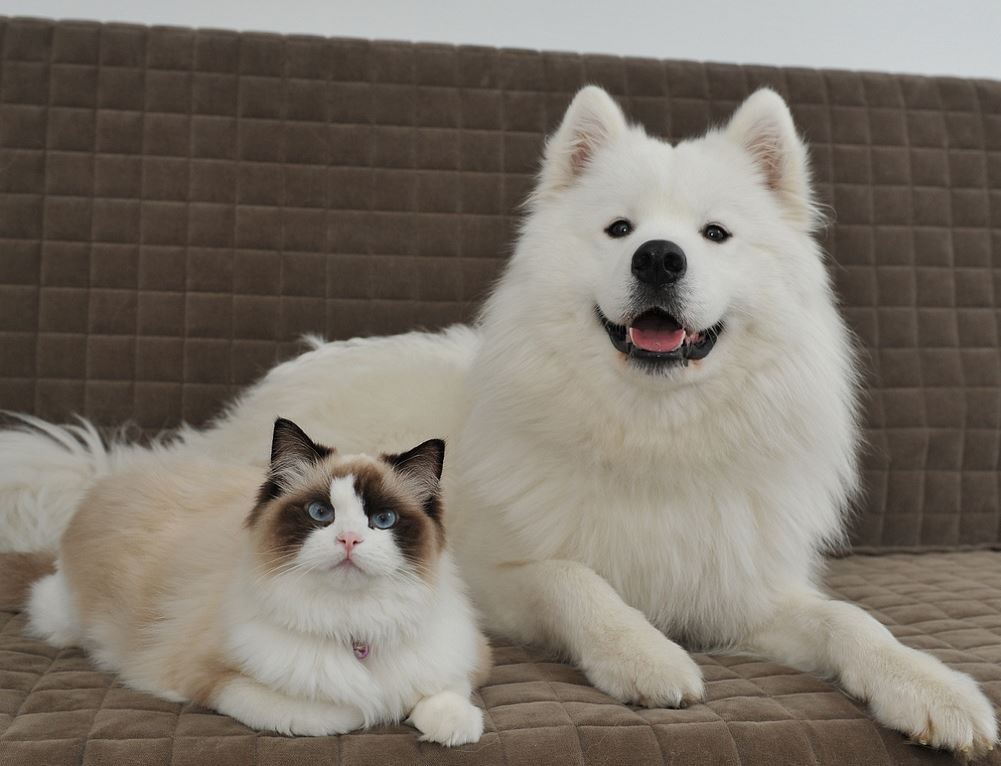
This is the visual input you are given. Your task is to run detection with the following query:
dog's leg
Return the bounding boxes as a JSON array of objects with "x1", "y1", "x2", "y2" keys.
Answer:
[
  {"x1": 476, "y1": 559, "x2": 704, "y2": 707},
  {"x1": 744, "y1": 588, "x2": 998, "y2": 758}
]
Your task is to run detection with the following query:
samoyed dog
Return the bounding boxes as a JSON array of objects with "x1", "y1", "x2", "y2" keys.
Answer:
[{"x1": 0, "y1": 87, "x2": 995, "y2": 757}]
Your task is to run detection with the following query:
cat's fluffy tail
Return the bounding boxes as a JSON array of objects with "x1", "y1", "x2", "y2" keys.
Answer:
[
  {"x1": 0, "y1": 414, "x2": 134, "y2": 552},
  {"x1": 0, "y1": 554, "x2": 80, "y2": 649},
  {"x1": 0, "y1": 551, "x2": 56, "y2": 610}
]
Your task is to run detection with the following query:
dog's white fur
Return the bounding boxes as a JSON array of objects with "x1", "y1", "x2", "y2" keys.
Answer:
[{"x1": 1, "y1": 87, "x2": 996, "y2": 756}]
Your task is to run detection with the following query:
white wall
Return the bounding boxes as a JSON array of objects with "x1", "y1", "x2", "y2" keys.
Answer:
[{"x1": 2, "y1": 0, "x2": 999, "y2": 80}]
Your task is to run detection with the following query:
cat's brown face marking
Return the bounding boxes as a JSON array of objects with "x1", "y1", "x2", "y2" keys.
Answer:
[
  {"x1": 249, "y1": 458, "x2": 444, "y2": 578},
  {"x1": 345, "y1": 459, "x2": 445, "y2": 572},
  {"x1": 245, "y1": 420, "x2": 446, "y2": 584}
]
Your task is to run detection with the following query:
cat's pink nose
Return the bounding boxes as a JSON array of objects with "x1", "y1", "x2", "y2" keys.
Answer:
[{"x1": 337, "y1": 532, "x2": 363, "y2": 554}]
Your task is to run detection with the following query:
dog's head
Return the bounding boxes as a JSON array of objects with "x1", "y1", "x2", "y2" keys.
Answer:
[{"x1": 513, "y1": 86, "x2": 825, "y2": 385}]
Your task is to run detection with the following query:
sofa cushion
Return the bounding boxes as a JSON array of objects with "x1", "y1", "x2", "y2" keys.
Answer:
[
  {"x1": 1, "y1": 550, "x2": 999, "y2": 765},
  {"x1": 1, "y1": 18, "x2": 1000, "y2": 549}
]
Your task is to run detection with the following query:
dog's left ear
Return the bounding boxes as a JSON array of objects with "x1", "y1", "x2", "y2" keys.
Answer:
[
  {"x1": 725, "y1": 89, "x2": 817, "y2": 228},
  {"x1": 536, "y1": 86, "x2": 628, "y2": 199}
]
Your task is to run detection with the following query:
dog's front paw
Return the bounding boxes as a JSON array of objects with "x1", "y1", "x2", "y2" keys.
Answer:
[
  {"x1": 582, "y1": 625, "x2": 704, "y2": 708},
  {"x1": 408, "y1": 690, "x2": 484, "y2": 747},
  {"x1": 859, "y1": 647, "x2": 997, "y2": 759}
]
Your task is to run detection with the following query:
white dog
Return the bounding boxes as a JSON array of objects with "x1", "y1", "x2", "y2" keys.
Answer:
[{"x1": 1, "y1": 87, "x2": 996, "y2": 758}]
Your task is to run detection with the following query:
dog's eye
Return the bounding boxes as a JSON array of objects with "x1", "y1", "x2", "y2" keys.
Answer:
[
  {"x1": 702, "y1": 224, "x2": 731, "y2": 243},
  {"x1": 370, "y1": 510, "x2": 398, "y2": 530},
  {"x1": 306, "y1": 501, "x2": 334, "y2": 524},
  {"x1": 605, "y1": 219, "x2": 633, "y2": 239}
]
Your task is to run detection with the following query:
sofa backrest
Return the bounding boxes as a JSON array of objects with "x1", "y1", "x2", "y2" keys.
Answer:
[{"x1": 1, "y1": 17, "x2": 999, "y2": 550}]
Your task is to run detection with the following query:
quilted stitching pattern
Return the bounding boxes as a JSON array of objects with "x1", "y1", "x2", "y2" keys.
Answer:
[
  {"x1": 1, "y1": 19, "x2": 1001, "y2": 762},
  {"x1": 1, "y1": 19, "x2": 1000, "y2": 549},
  {"x1": 1, "y1": 552, "x2": 1000, "y2": 765}
]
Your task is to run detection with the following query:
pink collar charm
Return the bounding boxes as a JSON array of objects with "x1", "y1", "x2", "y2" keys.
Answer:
[{"x1": 352, "y1": 640, "x2": 370, "y2": 660}]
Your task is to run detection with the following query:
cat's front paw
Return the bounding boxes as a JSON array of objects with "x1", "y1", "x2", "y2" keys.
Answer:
[
  {"x1": 409, "y1": 690, "x2": 484, "y2": 747},
  {"x1": 860, "y1": 647, "x2": 997, "y2": 759},
  {"x1": 582, "y1": 624, "x2": 704, "y2": 708},
  {"x1": 280, "y1": 704, "x2": 365, "y2": 737}
]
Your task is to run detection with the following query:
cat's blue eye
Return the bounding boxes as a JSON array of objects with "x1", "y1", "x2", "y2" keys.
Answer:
[
  {"x1": 306, "y1": 501, "x2": 334, "y2": 523},
  {"x1": 370, "y1": 510, "x2": 398, "y2": 530}
]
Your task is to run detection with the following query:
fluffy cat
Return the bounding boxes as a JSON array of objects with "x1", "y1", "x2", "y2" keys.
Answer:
[{"x1": 15, "y1": 418, "x2": 490, "y2": 744}]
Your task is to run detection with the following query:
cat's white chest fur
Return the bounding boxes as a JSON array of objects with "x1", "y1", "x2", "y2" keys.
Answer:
[
  {"x1": 226, "y1": 618, "x2": 397, "y2": 719},
  {"x1": 223, "y1": 552, "x2": 482, "y2": 727}
]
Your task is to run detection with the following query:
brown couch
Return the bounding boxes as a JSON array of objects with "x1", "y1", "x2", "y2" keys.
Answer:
[{"x1": 1, "y1": 16, "x2": 999, "y2": 766}]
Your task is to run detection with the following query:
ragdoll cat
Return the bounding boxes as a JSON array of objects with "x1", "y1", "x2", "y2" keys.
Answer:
[{"x1": 16, "y1": 418, "x2": 490, "y2": 744}]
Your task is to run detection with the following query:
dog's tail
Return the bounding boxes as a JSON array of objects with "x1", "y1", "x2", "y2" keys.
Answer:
[
  {"x1": 0, "y1": 414, "x2": 134, "y2": 552},
  {"x1": 0, "y1": 551, "x2": 56, "y2": 611}
]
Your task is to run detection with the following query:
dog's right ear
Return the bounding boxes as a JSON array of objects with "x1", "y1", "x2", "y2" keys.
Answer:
[{"x1": 536, "y1": 86, "x2": 628, "y2": 199}]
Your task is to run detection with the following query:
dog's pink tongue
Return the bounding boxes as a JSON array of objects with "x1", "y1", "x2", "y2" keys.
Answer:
[{"x1": 628, "y1": 314, "x2": 685, "y2": 353}]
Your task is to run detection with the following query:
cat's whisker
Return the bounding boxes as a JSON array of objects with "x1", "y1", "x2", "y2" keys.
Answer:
[{"x1": 251, "y1": 558, "x2": 304, "y2": 581}]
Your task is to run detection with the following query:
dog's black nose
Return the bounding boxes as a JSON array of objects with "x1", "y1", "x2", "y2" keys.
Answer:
[{"x1": 631, "y1": 240, "x2": 686, "y2": 287}]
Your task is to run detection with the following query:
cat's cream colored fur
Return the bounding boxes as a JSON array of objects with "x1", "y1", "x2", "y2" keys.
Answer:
[{"x1": 22, "y1": 433, "x2": 489, "y2": 744}]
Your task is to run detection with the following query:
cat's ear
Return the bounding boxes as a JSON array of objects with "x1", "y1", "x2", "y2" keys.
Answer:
[
  {"x1": 383, "y1": 438, "x2": 444, "y2": 512},
  {"x1": 262, "y1": 418, "x2": 332, "y2": 500},
  {"x1": 270, "y1": 417, "x2": 328, "y2": 466}
]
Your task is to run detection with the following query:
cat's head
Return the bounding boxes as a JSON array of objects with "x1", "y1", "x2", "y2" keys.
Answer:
[{"x1": 246, "y1": 417, "x2": 446, "y2": 588}]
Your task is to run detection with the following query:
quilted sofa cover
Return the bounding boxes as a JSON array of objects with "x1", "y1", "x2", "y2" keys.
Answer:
[{"x1": 1, "y1": 16, "x2": 1000, "y2": 765}]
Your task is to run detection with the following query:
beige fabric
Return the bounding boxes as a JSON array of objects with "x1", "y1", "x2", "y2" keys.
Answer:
[
  {"x1": 1, "y1": 18, "x2": 1000, "y2": 549},
  {"x1": 2, "y1": 551, "x2": 1000, "y2": 765}
]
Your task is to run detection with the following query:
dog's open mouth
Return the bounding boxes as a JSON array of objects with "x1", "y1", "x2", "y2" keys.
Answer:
[{"x1": 597, "y1": 307, "x2": 724, "y2": 366}]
